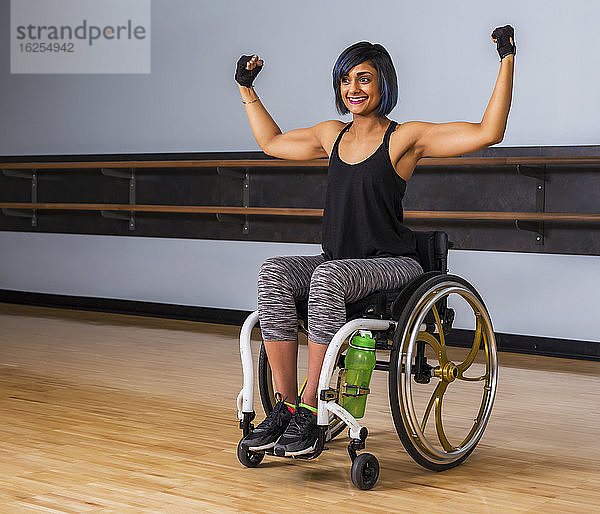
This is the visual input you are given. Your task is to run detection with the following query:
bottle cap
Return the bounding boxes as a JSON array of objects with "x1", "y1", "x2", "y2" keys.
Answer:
[{"x1": 350, "y1": 332, "x2": 376, "y2": 350}]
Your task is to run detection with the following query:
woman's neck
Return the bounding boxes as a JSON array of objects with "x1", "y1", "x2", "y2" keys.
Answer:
[{"x1": 349, "y1": 115, "x2": 390, "y2": 138}]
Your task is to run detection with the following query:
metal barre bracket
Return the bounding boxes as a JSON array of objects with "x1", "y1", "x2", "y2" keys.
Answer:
[
  {"x1": 2, "y1": 169, "x2": 37, "y2": 227},
  {"x1": 515, "y1": 220, "x2": 544, "y2": 245},
  {"x1": 101, "y1": 168, "x2": 135, "y2": 230},
  {"x1": 516, "y1": 164, "x2": 545, "y2": 245},
  {"x1": 216, "y1": 167, "x2": 250, "y2": 234}
]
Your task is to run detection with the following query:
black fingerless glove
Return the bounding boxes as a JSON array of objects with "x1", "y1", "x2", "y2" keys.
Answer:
[
  {"x1": 235, "y1": 54, "x2": 262, "y2": 87},
  {"x1": 492, "y1": 25, "x2": 516, "y2": 60}
]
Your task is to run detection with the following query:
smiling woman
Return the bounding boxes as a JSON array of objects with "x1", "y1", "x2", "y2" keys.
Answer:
[
  {"x1": 332, "y1": 42, "x2": 397, "y2": 118},
  {"x1": 339, "y1": 62, "x2": 382, "y2": 118},
  {"x1": 234, "y1": 30, "x2": 516, "y2": 459}
]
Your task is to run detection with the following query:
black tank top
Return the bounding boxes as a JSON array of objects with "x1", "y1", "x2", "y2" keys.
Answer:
[{"x1": 321, "y1": 120, "x2": 418, "y2": 261}]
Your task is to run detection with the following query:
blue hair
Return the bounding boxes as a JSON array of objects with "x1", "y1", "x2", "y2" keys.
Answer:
[{"x1": 332, "y1": 42, "x2": 398, "y2": 117}]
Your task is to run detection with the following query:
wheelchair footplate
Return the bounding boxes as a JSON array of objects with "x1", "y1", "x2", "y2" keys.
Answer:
[{"x1": 236, "y1": 393, "x2": 379, "y2": 490}]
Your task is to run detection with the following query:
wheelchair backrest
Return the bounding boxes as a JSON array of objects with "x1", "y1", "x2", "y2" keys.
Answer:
[{"x1": 414, "y1": 231, "x2": 450, "y2": 274}]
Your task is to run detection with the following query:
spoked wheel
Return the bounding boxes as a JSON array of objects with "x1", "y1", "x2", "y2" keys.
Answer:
[
  {"x1": 258, "y1": 341, "x2": 348, "y2": 442},
  {"x1": 389, "y1": 274, "x2": 498, "y2": 471}
]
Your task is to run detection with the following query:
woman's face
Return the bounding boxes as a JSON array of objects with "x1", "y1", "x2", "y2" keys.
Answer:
[{"x1": 340, "y1": 60, "x2": 381, "y2": 116}]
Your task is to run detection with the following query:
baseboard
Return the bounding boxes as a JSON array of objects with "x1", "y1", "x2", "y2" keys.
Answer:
[
  {"x1": 0, "y1": 289, "x2": 249, "y2": 326},
  {"x1": 449, "y1": 329, "x2": 599, "y2": 361},
  {"x1": 1, "y1": 289, "x2": 598, "y2": 361}
]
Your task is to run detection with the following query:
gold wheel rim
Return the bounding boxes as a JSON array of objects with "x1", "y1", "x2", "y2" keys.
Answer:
[{"x1": 398, "y1": 281, "x2": 498, "y2": 464}]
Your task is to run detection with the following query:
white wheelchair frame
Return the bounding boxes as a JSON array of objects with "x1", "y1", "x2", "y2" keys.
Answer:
[
  {"x1": 235, "y1": 232, "x2": 498, "y2": 490},
  {"x1": 237, "y1": 311, "x2": 392, "y2": 442}
]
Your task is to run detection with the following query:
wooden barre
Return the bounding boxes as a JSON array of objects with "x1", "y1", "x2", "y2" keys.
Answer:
[
  {"x1": 1, "y1": 156, "x2": 600, "y2": 170},
  {"x1": 1, "y1": 203, "x2": 599, "y2": 222}
]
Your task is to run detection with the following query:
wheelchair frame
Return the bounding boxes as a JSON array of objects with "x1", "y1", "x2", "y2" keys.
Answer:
[{"x1": 236, "y1": 231, "x2": 498, "y2": 490}]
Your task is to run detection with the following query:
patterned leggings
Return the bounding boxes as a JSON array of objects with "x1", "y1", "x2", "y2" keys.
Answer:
[{"x1": 257, "y1": 254, "x2": 424, "y2": 345}]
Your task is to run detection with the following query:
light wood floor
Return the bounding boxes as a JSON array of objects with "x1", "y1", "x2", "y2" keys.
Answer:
[{"x1": 0, "y1": 303, "x2": 598, "y2": 513}]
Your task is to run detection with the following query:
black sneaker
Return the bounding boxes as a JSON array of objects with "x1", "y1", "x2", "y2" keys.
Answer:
[
  {"x1": 240, "y1": 393, "x2": 292, "y2": 451},
  {"x1": 273, "y1": 405, "x2": 318, "y2": 457}
]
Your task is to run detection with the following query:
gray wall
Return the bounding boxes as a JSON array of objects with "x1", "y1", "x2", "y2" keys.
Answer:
[
  {"x1": 1, "y1": 231, "x2": 599, "y2": 343},
  {"x1": 1, "y1": 0, "x2": 599, "y2": 155},
  {"x1": 1, "y1": 1, "x2": 599, "y2": 343}
]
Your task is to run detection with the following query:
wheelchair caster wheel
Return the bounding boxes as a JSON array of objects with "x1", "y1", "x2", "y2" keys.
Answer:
[
  {"x1": 237, "y1": 439, "x2": 264, "y2": 468},
  {"x1": 351, "y1": 453, "x2": 379, "y2": 490}
]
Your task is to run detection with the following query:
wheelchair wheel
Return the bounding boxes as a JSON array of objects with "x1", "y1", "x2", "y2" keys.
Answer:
[
  {"x1": 258, "y1": 342, "x2": 347, "y2": 442},
  {"x1": 237, "y1": 439, "x2": 264, "y2": 468},
  {"x1": 351, "y1": 452, "x2": 379, "y2": 490},
  {"x1": 389, "y1": 274, "x2": 498, "y2": 471}
]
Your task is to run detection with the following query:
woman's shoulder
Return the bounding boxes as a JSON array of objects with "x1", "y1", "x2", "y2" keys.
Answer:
[
  {"x1": 315, "y1": 119, "x2": 347, "y2": 135},
  {"x1": 391, "y1": 120, "x2": 434, "y2": 141},
  {"x1": 314, "y1": 120, "x2": 349, "y2": 157},
  {"x1": 389, "y1": 120, "x2": 422, "y2": 148}
]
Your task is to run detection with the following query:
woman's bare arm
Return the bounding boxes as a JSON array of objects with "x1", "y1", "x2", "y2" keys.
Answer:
[{"x1": 238, "y1": 56, "x2": 329, "y2": 160}]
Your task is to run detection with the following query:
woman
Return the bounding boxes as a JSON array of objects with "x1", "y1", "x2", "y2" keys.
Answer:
[{"x1": 236, "y1": 26, "x2": 515, "y2": 457}]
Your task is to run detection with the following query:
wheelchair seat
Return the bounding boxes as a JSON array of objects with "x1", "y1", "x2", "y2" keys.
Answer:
[{"x1": 296, "y1": 231, "x2": 452, "y2": 324}]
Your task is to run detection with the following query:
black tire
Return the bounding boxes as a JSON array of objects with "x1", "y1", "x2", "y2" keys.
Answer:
[
  {"x1": 258, "y1": 342, "x2": 275, "y2": 414},
  {"x1": 389, "y1": 274, "x2": 497, "y2": 472},
  {"x1": 237, "y1": 439, "x2": 264, "y2": 468},
  {"x1": 351, "y1": 453, "x2": 379, "y2": 490},
  {"x1": 257, "y1": 342, "x2": 347, "y2": 442}
]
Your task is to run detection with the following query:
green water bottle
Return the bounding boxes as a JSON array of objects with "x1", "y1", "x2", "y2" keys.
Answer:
[{"x1": 342, "y1": 330, "x2": 376, "y2": 419}]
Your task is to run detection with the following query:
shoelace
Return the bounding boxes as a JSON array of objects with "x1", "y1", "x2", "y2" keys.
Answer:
[
  {"x1": 255, "y1": 393, "x2": 289, "y2": 431},
  {"x1": 284, "y1": 407, "x2": 314, "y2": 437}
]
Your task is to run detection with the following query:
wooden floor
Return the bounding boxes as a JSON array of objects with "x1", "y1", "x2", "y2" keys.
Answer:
[{"x1": 0, "y1": 303, "x2": 598, "y2": 512}]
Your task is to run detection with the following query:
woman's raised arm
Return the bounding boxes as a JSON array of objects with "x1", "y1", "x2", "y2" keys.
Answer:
[
  {"x1": 236, "y1": 55, "x2": 330, "y2": 160},
  {"x1": 408, "y1": 25, "x2": 516, "y2": 159}
]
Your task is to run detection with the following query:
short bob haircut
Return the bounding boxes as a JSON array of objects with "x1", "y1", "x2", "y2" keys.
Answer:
[{"x1": 332, "y1": 42, "x2": 398, "y2": 118}]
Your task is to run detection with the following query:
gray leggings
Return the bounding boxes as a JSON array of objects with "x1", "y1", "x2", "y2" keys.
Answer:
[{"x1": 257, "y1": 255, "x2": 424, "y2": 345}]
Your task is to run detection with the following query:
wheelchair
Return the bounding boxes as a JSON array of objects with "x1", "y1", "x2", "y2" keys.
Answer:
[{"x1": 236, "y1": 230, "x2": 498, "y2": 490}]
